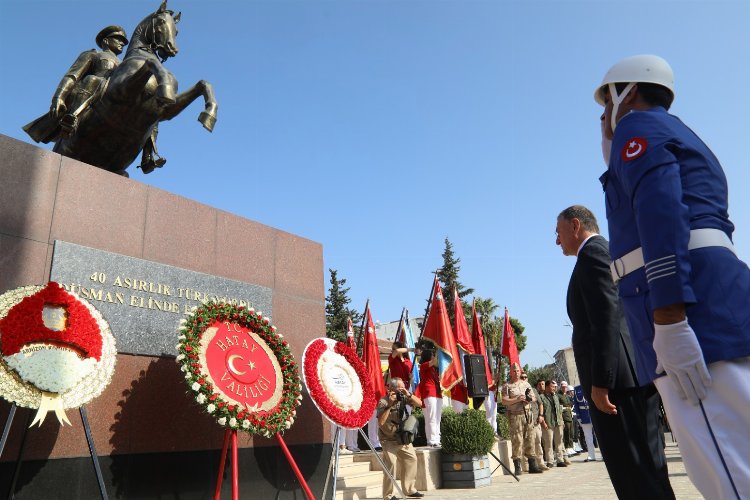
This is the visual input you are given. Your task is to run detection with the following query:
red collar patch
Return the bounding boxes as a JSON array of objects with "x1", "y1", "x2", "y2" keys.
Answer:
[{"x1": 621, "y1": 137, "x2": 648, "y2": 162}]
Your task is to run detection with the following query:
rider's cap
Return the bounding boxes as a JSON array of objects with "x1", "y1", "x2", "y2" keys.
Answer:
[{"x1": 96, "y1": 25, "x2": 129, "y2": 48}]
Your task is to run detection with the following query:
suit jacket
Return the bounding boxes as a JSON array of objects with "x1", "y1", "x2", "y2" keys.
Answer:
[{"x1": 567, "y1": 235, "x2": 638, "y2": 395}]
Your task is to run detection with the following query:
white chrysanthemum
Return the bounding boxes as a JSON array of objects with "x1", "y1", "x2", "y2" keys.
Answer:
[
  {"x1": 242, "y1": 420, "x2": 250, "y2": 429},
  {"x1": 197, "y1": 394, "x2": 206, "y2": 404},
  {"x1": 218, "y1": 417, "x2": 226, "y2": 426},
  {"x1": 179, "y1": 319, "x2": 187, "y2": 326},
  {"x1": 4, "y1": 345, "x2": 97, "y2": 394},
  {"x1": 176, "y1": 354, "x2": 185, "y2": 361},
  {"x1": 207, "y1": 404, "x2": 215, "y2": 413},
  {"x1": 178, "y1": 335, "x2": 186, "y2": 341},
  {"x1": 229, "y1": 418, "x2": 237, "y2": 428},
  {"x1": 175, "y1": 344, "x2": 182, "y2": 350},
  {"x1": 184, "y1": 372, "x2": 191, "y2": 379},
  {"x1": 191, "y1": 382, "x2": 200, "y2": 391}
]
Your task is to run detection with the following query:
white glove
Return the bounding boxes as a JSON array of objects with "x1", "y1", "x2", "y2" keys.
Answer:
[{"x1": 653, "y1": 319, "x2": 711, "y2": 405}]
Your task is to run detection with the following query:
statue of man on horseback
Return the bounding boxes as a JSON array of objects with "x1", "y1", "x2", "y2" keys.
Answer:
[{"x1": 23, "y1": 0, "x2": 217, "y2": 177}]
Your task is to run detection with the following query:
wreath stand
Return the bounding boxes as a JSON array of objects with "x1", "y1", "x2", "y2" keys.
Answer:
[
  {"x1": 321, "y1": 426, "x2": 404, "y2": 500},
  {"x1": 212, "y1": 428, "x2": 315, "y2": 500},
  {"x1": 0, "y1": 403, "x2": 108, "y2": 499}
]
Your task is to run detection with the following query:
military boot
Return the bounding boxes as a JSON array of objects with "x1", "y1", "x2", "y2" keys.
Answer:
[
  {"x1": 528, "y1": 457, "x2": 544, "y2": 474},
  {"x1": 513, "y1": 458, "x2": 522, "y2": 476}
]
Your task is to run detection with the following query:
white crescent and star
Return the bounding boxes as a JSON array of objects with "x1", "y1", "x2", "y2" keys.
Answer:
[
  {"x1": 227, "y1": 354, "x2": 257, "y2": 376},
  {"x1": 625, "y1": 141, "x2": 643, "y2": 158},
  {"x1": 622, "y1": 137, "x2": 647, "y2": 161}
]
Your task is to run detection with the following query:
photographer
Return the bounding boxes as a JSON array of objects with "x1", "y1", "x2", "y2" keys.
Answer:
[
  {"x1": 376, "y1": 377, "x2": 424, "y2": 499},
  {"x1": 501, "y1": 362, "x2": 543, "y2": 475}
]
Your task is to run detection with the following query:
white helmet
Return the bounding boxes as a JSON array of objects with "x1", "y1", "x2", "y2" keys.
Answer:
[
  {"x1": 595, "y1": 55, "x2": 674, "y2": 132},
  {"x1": 594, "y1": 54, "x2": 674, "y2": 105}
]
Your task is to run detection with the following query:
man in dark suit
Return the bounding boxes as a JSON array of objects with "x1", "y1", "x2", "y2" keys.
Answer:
[{"x1": 556, "y1": 205, "x2": 674, "y2": 499}]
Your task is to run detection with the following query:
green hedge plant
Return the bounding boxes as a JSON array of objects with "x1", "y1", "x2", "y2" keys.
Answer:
[{"x1": 440, "y1": 408, "x2": 495, "y2": 456}]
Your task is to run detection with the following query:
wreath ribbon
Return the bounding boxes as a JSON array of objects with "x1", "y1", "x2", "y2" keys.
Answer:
[{"x1": 30, "y1": 392, "x2": 72, "y2": 427}]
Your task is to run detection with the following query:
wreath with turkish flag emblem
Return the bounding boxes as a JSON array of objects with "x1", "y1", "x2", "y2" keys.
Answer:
[{"x1": 176, "y1": 302, "x2": 301, "y2": 437}]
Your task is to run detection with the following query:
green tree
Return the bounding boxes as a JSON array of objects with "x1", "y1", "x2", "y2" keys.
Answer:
[
  {"x1": 524, "y1": 365, "x2": 556, "y2": 387},
  {"x1": 437, "y1": 237, "x2": 474, "y2": 325},
  {"x1": 325, "y1": 268, "x2": 361, "y2": 342},
  {"x1": 509, "y1": 316, "x2": 527, "y2": 353}
]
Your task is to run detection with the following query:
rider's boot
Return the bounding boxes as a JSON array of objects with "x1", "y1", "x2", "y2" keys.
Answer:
[{"x1": 59, "y1": 114, "x2": 78, "y2": 137}]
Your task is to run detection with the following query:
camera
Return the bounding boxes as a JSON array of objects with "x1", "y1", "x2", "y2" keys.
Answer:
[
  {"x1": 525, "y1": 388, "x2": 533, "y2": 402},
  {"x1": 395, "y1": 391, "x2": 406, "y2": 403}
]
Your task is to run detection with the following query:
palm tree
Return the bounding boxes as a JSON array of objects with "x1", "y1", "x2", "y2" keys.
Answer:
[{"x1": 473, "y1": 296, "x2": 500, "y2": 350}]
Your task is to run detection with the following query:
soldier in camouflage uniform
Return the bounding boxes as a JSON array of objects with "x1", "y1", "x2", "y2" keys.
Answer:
[{"x1": 500, "y1": 363, "x2": 543, "y2": 475}]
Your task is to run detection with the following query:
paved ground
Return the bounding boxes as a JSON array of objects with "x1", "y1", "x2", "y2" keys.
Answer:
[{"x1": 417, "y1": 443, "x2": 701, "y2": 500}]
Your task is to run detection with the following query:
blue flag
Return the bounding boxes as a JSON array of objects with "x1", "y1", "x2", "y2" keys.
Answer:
[{"x1": 396, "y1": 308, "x2": 420, "y2": 392}]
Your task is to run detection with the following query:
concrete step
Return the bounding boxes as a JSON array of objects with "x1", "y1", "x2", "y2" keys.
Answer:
[
  {"x1": 337, "y1": 470, "x2": 384, "y2": 488},
  {"x1": 334, "y1": 483, "x2": 383, "y2": 500},
  {"x1": 335, "y1": 461, "x2": 374, "y2": 476}
]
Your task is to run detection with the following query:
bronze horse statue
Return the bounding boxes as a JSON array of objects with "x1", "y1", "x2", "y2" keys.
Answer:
[{"x1": 25, "y1": 1, "x2": 217, "y2": 177}]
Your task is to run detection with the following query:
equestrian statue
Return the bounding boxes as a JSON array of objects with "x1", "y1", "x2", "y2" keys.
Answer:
[{"x1": 23, "y1": 1, "x2": 217, "y2": 177}]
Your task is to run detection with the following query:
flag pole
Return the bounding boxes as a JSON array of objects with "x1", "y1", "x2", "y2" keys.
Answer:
[
  {"x1": 396, "y1": 307, "x2": 406, "y2": 344},
  {"x1": 356, "y1": 299, "x2": 369, "y2": 357}
]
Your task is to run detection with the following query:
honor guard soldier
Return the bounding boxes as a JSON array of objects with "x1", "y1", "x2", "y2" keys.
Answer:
[{"x1": 596, "y1": 54, "x2": 750, "y2": 499}]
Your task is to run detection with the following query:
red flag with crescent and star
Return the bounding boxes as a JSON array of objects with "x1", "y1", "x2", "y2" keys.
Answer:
[
  {"x1": 501, "y1": 308, "x2": 520, "y2": 368},
  {"x1": 422, "y1": 277, "x2": 463, "y2": 391},
  {"x1": 453, "y1": 287, "x2": 474, "y2": 355},
  {"x1": 362, "y1": 305, "x2": 386, "y2": 401},
  {"x1": 471, "y1": 300, "x2": 495, "y2": 390}
]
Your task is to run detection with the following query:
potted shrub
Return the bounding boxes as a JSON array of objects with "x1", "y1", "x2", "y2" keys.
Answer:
[{"x1": 440, "y1": 408, "x2": 495, "y2": 488}]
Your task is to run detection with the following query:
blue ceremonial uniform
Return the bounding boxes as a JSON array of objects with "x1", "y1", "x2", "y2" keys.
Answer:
[
  {"x1": 572, "y1": 385, "x2": 591, "y2": 425},
  {"x1": 601, "y1": 106, "x2": 750, "y2": 384}
]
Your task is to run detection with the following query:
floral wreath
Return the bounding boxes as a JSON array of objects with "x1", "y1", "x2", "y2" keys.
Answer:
[
  {"x1": 0, "y1": 282, "x2": 117, "y2": 426},
  {"x1": 302, "y1": 338, "x2": 376, "y2": 429},
  {"x1": 176, "y1": 302, "x2": 302, "y2": 438}
]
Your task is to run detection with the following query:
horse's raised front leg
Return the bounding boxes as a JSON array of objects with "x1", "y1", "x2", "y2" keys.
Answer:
[{"x1": 161, "y1": 80, "x2": 218, "y2": 132}]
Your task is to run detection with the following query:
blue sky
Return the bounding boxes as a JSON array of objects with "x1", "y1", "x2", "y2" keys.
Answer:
[{"x1": 2, "y1": 0, "x2": 749, "y2": 369}]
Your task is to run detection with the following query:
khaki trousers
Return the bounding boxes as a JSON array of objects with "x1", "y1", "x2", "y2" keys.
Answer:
[
  {"x1": 541, "y1": 424, "x2": 564, "y2": 464},
  {"x1": 381, "y1": 439, "x2": 417, "y2": 499},
  {"x1": 509, "y1": 413, "x2": 536, "y2": 461}
]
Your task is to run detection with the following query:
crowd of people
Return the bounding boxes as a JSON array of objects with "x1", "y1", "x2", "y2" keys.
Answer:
[{"x1": 336, "y1": 340, "x2": 609, "y2": 500}]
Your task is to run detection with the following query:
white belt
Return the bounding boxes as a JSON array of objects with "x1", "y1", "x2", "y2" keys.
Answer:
[{"x1": 610, "y1": 228, "x2": 736, "y2": 283}]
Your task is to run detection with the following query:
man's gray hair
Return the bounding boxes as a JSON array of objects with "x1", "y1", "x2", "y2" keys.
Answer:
[
  {"x1": 389, "y1": 377, "x2": 404, "y2": 390},
  {"x1": 558, "y1": 205, "x2": 600, "y2": 233}
]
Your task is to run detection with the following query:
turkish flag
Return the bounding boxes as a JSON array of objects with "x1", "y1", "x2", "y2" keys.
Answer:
[
  {"x1": 362, "y1": 305, "x2": 386, "y2": 401},
  {"x1": 453, "y1": 288, "x2": 474, "y2": 355},
  {"x1": 471, "y1": 301, "x2": 495, "y2": 390},
  {"x1": 422, "y1": 277, "x2": 463, "y2": 391},
  {"x1": 501, "y1": 308, "x2": 520, "y2": 368}
]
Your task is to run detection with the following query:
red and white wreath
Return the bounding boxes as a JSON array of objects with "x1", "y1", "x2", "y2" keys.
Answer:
[
  {"x1": 176, "y1": 302, "x2": 302, "y2": 438},
  {"x1": 0, "y1": 282, "x2": 117, "y2": 426},
  {"x1": 302, "y1": 338, "x2": 376, "y2": 429}
]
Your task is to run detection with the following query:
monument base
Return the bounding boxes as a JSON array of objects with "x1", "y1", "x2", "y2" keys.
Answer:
[{"x1": 0, "y1": 134, "x2": 328, "y2": 497}]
